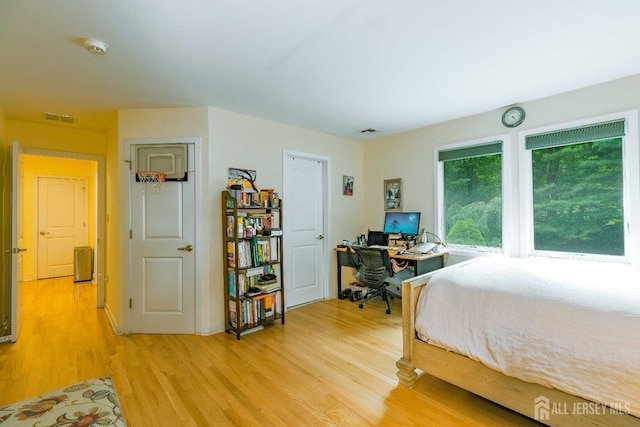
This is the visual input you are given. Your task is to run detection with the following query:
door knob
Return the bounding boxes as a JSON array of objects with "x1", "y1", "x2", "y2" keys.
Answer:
[
  {"x1": 317, "y1": 234, "x2": 324, "y2": 240},
  {"x1": 177, "y1": 245, "x2": 193, "y2": 252},
  {"x1": 13, "y1": 248, "x2": 27, "y2": 253}
]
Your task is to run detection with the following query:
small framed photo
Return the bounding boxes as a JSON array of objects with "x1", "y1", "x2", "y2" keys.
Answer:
[
  {"x1": 228, "y1": 167, "x2": 258, "y2": 192},
  {"x1": 343, "y1": 175, "x2": 354, "y2": 196},
  {"x1": 384, "y1": 178, "x2": 402, "y2": 211}
]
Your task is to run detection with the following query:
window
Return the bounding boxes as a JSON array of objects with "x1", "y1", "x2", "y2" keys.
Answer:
[
  {"x1": 525, "y1": 119, "x2": 626, "y2": 257},
  {"x1": 437, "y1": 141, "x2": 504, "y2": 250},
  {"x1": 435, "y1": 112, "x2": 638, "y2": 264}
]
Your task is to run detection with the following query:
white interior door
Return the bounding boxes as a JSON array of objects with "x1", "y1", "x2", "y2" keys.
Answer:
[
  {"x1": 284, "y1": 153, "x2": 327, "y2": 307},
  {"x1": 10, "y1": 141, "x2": 25, "y2": 342},
  {"x1": 37, "y1": 177, "x2": 87, "y2": 279},
  {"x1": 130, "y1": 143, "x2": 195, "y2": 334}
]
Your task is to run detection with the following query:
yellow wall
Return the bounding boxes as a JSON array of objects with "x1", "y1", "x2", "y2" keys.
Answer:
[
  {"x1": 7, "y1": 120, "x2": 107, "y2": 156},
  {"x1": 21, "y1": 155, "x2": 97, "y2": 281},
  {"x1": 8, "y1": 118, "x2": 110, "y2": 314}
]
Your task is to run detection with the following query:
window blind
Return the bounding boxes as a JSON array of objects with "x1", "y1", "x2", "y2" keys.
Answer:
[
  {"x1": 438, "y1": 141, "x2": 502, "y2": 162},
  {"x1": 525, "y1": 119, "x2": 625, "y2": 150}
]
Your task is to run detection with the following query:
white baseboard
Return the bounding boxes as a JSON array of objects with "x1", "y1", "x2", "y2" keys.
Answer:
[
  {"x1": 103, "y1": 305, "x2": 225, "y2": 336},
  {"x1": 103, "y1": 303, "x2": 123, "y2": 335},
  {"x1": 200, "y1": 322, "x2": 225, "y2": 336}
]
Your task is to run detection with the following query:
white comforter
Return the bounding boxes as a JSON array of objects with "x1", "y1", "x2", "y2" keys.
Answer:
[{"x1": 415, "y1": 256, "x2": 640, "y2": 416}]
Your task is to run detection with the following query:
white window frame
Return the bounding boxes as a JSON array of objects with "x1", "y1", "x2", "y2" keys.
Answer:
[
  {"x1": 518, "y1": 110, "x2": 640, "y2": 265},
  {"x1": 434, "y1": 134, "x2": 513, "y2": 257}
]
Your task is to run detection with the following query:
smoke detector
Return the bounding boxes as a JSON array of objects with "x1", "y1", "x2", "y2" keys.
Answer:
[{"x1": 83, "y1": 38, "x2": 108, "y2": 54}]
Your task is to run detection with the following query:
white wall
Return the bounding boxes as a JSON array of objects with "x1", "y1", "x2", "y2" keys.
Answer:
[
  {"x1": 207, "y1": 107, "x2": 363, "y2": 331},
  {"x1": 117, "y1": 106, "x2": 363, "y2": 334},
  {"x1": 117, "y1": 107, "x2": 210, "y2": 333},
  {"x1": 364, "y1": 73, "x2": 640, "y2": 264}
]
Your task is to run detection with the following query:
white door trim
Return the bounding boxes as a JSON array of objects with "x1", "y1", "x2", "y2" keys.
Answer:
[
  {"x1": 282, "y1": 149, "x2": 331, "y2": 304},
  {"x1": 22, "y1": 148, "x2": 106, "y2": 308},
  {"x1": 10, "y1": 141, "x2": 23, "y2": 342},
  {"x1": 123, "y1": 137, "x2": 203, "y2": 334}
]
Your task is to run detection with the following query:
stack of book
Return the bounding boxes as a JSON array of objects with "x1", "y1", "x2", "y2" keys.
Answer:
[
  {"x1": 259, "y1": 189, "x2": 280, "y2": 208},
  {"x1": 256, "y1": 282, "x2": 280, "y2": 294},
  {"x1": 256, "y1": 273, "x2": 280, "y2": 293}
]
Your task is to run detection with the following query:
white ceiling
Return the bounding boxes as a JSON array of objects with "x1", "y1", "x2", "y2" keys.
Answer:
[{"x1": 2, "y1": 1, "x2": 640, "y2": 140}]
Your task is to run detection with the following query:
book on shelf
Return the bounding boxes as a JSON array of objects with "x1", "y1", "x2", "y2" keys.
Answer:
[
  {"x1": 241, "y1": 293, "x2": 278, "y2": 325},
  {"x1": 262, "y1": 228, "x2": 282, "y2": 236},
  {"x1": 255, "y1": 282, "x2": 280, "y2": 294},
  {"x1": 239, "y1": 273, "x2": 247, "y2": 295},
  {"x1": 229, "y1": 300, "x2": 243, "y2": 328},
  {"x1": 227, "y1": 187, "x2": 279, "y2": 209},
  {"x1": 227, "y1": 242, "x2": 236, "y2": 267},
  {"x1": 226, "y1": 215, "x2": 234, "y2": 238},
  {"x1": 246, "y1": 266, "x2": 263, "y2": 277},
  {"x1": 245, "y1": 288, "x2": 261, "y2": 297},
  {"x1": 263, "y1": 294, "x2": 275, "y2": 319},
  {"x1": 256, "y1": 272, "x2": 279, "y2": 293},
  {"x1": 248, "y1": 213, "x2": 276, "y2": 231},
  {"x1": 259, "y1": 189, "x2": 272, "y2": 207},
  {"x1": 258, "y1": 188, "x2": 280, "y2": 208},
  {"x1": 234, "y1": 238, "x2": 280, "y2": 268},
  {"x1": 237, "y1": 241, "x2": 252, "y2": 268},
  {"x1": 270, "y1": 238, "x2": 279, "y2": 261},
  {"x1": 227, "y1": 270, "x2": 236, "y2": 296}
]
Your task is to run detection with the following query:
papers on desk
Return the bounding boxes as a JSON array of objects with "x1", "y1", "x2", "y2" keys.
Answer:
[
  {"x1": 408, "y1": 242, "x2": 436, "y2": 254},
  {"x1": 367, "y1": 245, "x2": 400, "y2": 250}
]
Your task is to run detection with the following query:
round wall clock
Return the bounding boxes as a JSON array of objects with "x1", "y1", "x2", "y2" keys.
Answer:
[{"x1": 501, "y1": 106, "x2": 526, "y2": 128}]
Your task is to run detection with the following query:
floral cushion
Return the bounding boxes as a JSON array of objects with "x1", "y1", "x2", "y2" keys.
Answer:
[{"x1": 0, "y1": 376, "x2": 126, "y2": 426}]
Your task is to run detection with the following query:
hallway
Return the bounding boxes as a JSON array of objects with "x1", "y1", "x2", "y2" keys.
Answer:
[{"x1": 1, "y1": 277, "x2": 110, "y2": 398}]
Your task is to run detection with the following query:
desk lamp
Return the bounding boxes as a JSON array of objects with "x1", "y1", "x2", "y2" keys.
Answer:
[{"x1": 412, "y1": 229, "x2": 447, "y2": 253}]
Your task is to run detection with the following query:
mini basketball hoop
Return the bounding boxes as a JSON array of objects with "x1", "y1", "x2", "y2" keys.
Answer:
[{"x1": 136, "y1": 171, "x2": 166, "y2": 194}]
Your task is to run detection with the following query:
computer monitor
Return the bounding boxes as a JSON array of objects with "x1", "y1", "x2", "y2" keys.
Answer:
[{"x1": 383, "y1": 212, "x2": 421, "y2": 237}]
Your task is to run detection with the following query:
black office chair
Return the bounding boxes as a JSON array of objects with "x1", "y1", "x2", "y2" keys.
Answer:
[{"x1": 349, "y1": 246, "x2": 394, "y2": 314}]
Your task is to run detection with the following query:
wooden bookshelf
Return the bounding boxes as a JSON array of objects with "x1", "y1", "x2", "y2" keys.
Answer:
[{"x1": 222, "y1": 190, "x2": 285, "y2": 339}]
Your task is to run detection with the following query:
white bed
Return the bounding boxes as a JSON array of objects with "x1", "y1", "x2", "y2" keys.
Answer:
[{"x1": 396, "y1": 256, "x2": 640, "y2": 426}]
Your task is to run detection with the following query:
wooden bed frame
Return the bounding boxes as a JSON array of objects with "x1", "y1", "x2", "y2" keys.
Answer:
[{"x1": 395, "y1": 262, "x2": 640, "y2": 427}]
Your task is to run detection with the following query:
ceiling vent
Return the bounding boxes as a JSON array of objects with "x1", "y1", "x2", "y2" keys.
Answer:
[
  {"x1": 42, "y1": 112, "x2": 76, "y2": 124},
  {"x1": 360, "y1": 128, "x2": 378, "y2": 134}
]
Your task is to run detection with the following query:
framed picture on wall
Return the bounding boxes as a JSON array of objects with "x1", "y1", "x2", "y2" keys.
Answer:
[
  {"x1": 228, "y1": 167, "x2": 258, "y2": 192},
  {"x1": 384, "y1": 178, "x2": 402, "y2": 211},
  {"x1": 343, "y1": 175, "x2": 354, "y2": 196}
]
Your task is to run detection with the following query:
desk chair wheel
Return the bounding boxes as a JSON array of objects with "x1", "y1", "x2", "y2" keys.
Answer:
[
  {"x1": 386, "y1": 308, "x2": 391, "y2": 315},
  {"x1": 358, "y1": 303, "x2": 364, "y2": 309}
]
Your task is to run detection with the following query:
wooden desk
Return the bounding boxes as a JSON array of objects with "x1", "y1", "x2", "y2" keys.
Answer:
[{"x1": 335, "y1": 246, "x2": 446, "y2": 298}]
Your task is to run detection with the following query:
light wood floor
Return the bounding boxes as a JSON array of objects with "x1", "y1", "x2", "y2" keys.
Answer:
[{"x1": 0, "y1": 277, "x2": 539, "y2": 426}]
